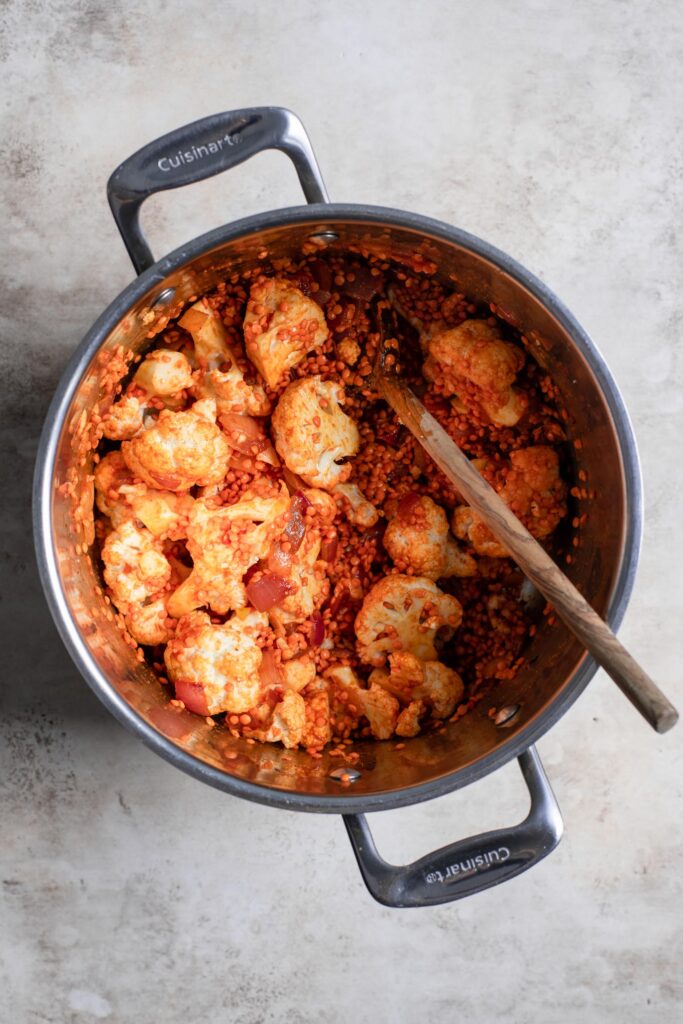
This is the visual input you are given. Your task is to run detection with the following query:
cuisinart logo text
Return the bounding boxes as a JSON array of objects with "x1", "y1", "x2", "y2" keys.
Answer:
[
  {"x1": 425, "y1": 847, "x2": 511, "y2": 884},
  {"x1": 157, "y1": 132, "x2": 242, "y2": 172}
]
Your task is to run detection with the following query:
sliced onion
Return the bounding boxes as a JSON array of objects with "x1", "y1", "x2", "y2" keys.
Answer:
[
  {"x1": 243, "y1": 562, "x2": 260, "y2": 586},
  {"x1": 173, "y1": 679, "x2": 210, "y2": 716},
  {"x1": 397, "y1": 491, "x2": 422, "y2": 518},
  {"x1": 220, "y1": 413, "x2": 268, "y2": 456},
  {"x1": 148, "y1": 706, "x2": 195, "y2": 739},
  {"x1": 377, "y1": 425, "x2": 403, "y2": 449},
  {"x1": 328, "y1": 586, "x2": 351, "y2": 619},
  {"x1": 310, "y1": 612, "x2": 325, "y2": 647},
  {"x1": 412, "y1": 440, "x2": 427, "y2": 472},
  {"x1": 293, "y1": 490, "x2": 312, "y2": 511},
  {"x1": 228, "y1": 453, "x2": 257, "y2": 472},
  {"x1": 309, "y1": 258, "x2": 333, "y2": 294},
  {"x1": 320, "y1": 533, "x2": 338, "y2": 562},
  {"x1": 179, "y1": 308, "x2": 209, "y2": 334},
  {"x1": 343, "y1": 264, "x2": 383, "y2": 303},
  {"x1": 246, "y1": 572, "x2": 295, "y2": 611},
  {"x1": 283, "y1": 467, "x2": 307, "y2": 495},
  {"x1": 259, "y1": 647, "x2": 284, "y2": 689}
]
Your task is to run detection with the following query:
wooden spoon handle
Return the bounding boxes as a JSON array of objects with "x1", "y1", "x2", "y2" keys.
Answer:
[{"x1": 380, "y1": 376, "x2": 678, "y2": 734}]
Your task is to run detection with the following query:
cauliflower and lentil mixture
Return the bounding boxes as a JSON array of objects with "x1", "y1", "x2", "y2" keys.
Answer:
[{"x1": 93, "y1": 252, "x2": 569, "y2": 755}]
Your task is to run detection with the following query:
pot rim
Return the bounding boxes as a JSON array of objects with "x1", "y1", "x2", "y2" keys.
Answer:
[{"x1": 33, "y1": 203, "x2": 643, "y2": 814}]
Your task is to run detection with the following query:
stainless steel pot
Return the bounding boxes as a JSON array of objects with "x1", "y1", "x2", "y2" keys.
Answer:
[{"x1": 33, "y1": 107, "x2": 643, "y2": 907}]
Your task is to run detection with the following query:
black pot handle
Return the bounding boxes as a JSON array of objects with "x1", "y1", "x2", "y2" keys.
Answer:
[
  {"x1": 343, "y1": 746, "x2": 562, "y2": 908},
  {"x1": 107, "y1": 106, "x2": 329, "y2": 275}
]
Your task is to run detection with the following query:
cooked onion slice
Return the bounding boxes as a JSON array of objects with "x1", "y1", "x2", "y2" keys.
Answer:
[{"x1": 246, "y1": 572, "x2": 296, "y2": 611}]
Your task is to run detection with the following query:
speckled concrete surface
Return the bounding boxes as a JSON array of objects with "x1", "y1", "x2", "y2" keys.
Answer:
[{"x1": 2, "y1": 1, "x2": 682, "y2": 1021}]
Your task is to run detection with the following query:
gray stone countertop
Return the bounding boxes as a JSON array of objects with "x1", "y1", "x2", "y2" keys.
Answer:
[{"x1": 2, "y1": 2, "x2": 682, "y2": 1021}]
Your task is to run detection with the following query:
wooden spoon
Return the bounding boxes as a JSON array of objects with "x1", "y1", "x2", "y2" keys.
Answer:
[{"x1": 374, "y1": 366, "x2": 678, "y2": 734}]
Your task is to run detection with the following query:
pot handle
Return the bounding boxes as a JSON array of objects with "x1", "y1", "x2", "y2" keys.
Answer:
[
  {"x1": 343, "y1": 746, "x2": 563, "y2": 908},
  {"x1": 107, "y1": 107, "x2": 329, "y2": 275}
]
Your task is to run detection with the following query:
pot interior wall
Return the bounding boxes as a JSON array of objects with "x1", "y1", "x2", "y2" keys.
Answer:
[{"x1": 49, "y1": 215, "x2": 629, "y2": 800}]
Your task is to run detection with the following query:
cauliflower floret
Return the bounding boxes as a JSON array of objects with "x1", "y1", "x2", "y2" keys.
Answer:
[
  {"x1": 248, "y1": 691, "x2": 306, "y2": 748},
  {"x1": 100, "y1": 395, "x2": 147, "y2": 441},
  {"x1": 268, "y1": 529, "x2": 325, "y2": 632},
  {"x1": 301, "y1": 678, "x2": 332, "y2": 748},
  {"x1": 453, "y1": 446, "x2": 566, "y2": 557},
  {"x1": 337, "y1": 337, "x2": 361, "y2": 366},
  {"x1": 395, "y1": 699, "x2": 427, "y2": 738},
  {"x1": 371, "y1": 651, "x2": 464, "y2": 718},
  {"x1": 303, "y1": 488, "x2": 338, "y2": 524},
  {"x1": 355, "y1": 575, "x2": 463, "y2": 667},
  {"x1": 324, "y1": 665, "x2": 399, "y2": 740},
  {"x1": 101, "y1": 519, "x2": 173, "y2": 645},
  {"x1": 94, "y1": 452, "x2": 194, "y2": 539},
  {"x1": 101, "y1": 519, "x2": 171, "y2": 610},
  {"x1": 333, "y1": 483, "x2": 379, "y2": 528},
  {"x1": 272, "y1": 376, "x2": 359, "y2": 489},
  {"x1": 122, "y1": 398, "x2": 230, "y2": 492},
  {"x1": 125, "y1": 596, "x2": 172, "y2": 646},
  {"x1": 166, "y1": 482, "x2": 290, "y2": 618},
  {"x1": 281, "y1": 656, "x2": 316, "y2": 693},
  {"x1": 164, "y1": 609, "x2": 269, "y2": 715},
  {"x1": 94, "y1": 451, "x2": 137, "y2": 519},
  {"x1": 101, "y1": 350, "x2": 194, "y2": 441},
  {"x1": 180, "y1": 298, "x2": 271, "y2": 416},
  {"x1": 383, "y1": 494, "x2": 476, "y2": 579},
  {"x1": 243, "y1": 277, "x2": 328, "y2": 389},
  {"x1": 133, "y1": 348, "x2": 194, "y2": 397},
  {"x1": 424, "y1": 319, "x2": 528, "y2": 426}
]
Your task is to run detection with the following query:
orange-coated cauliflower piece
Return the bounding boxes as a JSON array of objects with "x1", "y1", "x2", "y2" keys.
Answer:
[
  {"x1": 301, "y1": 678, "x2": 332, "y2": 748},
  {"x1": 133, "y1": 348, "x2": 194, "y2": 397},
  {"x1": 101, "y1": 520, "x2": 173, "y2": 645},
  {"x1": 333, "y1": 483, "x2": 379, "y2": 528},
  {"x1": 94, "y1": 452, "x2": 194, "y2": 540},
  {"x1": 243, "y1": 277, "x2": 328, "y2": 389},
  {"x1": 100, "y1": 395, "x2": 148, "y2": 442},
  {"x1": 424, "y1": 319, "x2": 528, "y2": 426},
  {"x1": 453, "y1": 446, "x2": 566, "y2": 557},
  {"x1": 355, "y1": 575, "x2": 462, "y2": 667},
  {"x1": 166, "y1": 482, "x2": 290, "y2": 618},
  {"x1": 180, "y1": 298, "x2": 271, "y2": 416},
  {"x1": 164, "y1": 609, "x2": 269, "y2": 715},
  {"x1": 267, "y1": 528, "x2": 326, "y2": 632},
  {"x1": 370, "y1": 651, "x2": 464, "y2": 718},
  {"x1": 125, "y1": 596, "x2": 172, "y2": 647},
  {"x1": 324, "y1": 665, "x2": 399, "y2": 740},
  {"x1": 122, "y1": 398, "x2": 230, "y2": 492},
  {"x1": 100, "y1": 349, "x2": 194, "y2": 441},
  {"x1": 249, "y1": 691, "x2": 306, "y2": 748},
  {"x1": 383, "y1": 494, "x2": 476, "y2": 579},
  {"x1": 395, "y1": 700, "x2": 427, "y2": 738},
  {"x1": 281, "y1": 656, "x2": 317, "y2": 693},
  {"x1": 272, "y1": 376, "x2": 359, "y2": 489},
  {"x1": 101, "y1": 519, "x2": 171, "y2": 609}
]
